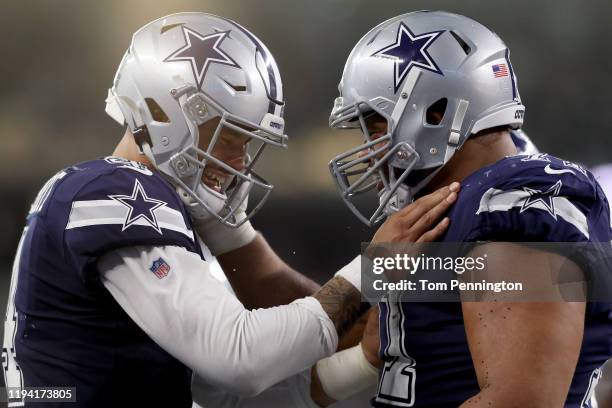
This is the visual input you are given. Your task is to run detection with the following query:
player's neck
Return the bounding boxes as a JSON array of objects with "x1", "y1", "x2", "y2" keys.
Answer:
[
  {"x1": 423, "y1": 129, "x2": 518, "y2": 193},
  {"x1": 112, "y1": 129, "x2": 154, "y2": 169}
]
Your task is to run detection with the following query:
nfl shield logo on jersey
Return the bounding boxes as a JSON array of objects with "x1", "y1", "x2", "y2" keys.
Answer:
[{"x1": 150, "y1": 257, "x2": 171, "y2": 279}]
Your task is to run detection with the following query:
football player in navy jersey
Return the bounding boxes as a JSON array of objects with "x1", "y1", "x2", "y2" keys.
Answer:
[
  {"x1": 322, "y1": 11, "x2": 612, "y2": 408},
  {"x1": 1, "y1": 12, "x2": 460, "y2": 408}
]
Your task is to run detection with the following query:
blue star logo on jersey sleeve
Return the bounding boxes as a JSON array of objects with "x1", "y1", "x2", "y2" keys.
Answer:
[
  {"x1": 164, "y1": 26, "x2": 240, "y2": 90},
  {"x1": 372, "y1": 22, "x2": 444, "y2": 93},
  {"x1": 520, "y1": 180, "x2": 563, "y2": 220},
  {"x1": 109, "y1": 179, "x2": 167, "y2": 234}
]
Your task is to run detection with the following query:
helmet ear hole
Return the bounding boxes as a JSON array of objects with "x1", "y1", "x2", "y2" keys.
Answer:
[
  {"x1": 425, "y1": 98, "x2": 447, "y2": 125},
  {"x1": 145, "y1": 98, "x2": 171, "y2": 123}
]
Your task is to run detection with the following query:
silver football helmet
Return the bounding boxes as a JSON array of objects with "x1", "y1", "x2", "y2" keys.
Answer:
[
  {"x1": 329, "y1": 11, "x2": 525, "y2": 226},
  {"x1": 105, "y1": 12, "x2": 287, "y2": 227}
]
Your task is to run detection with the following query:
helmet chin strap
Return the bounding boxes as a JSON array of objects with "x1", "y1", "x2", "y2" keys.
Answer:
[
  {"x1": 178, "y1": 182, "x2": 228, "y2": 219},
  {"x1": 176, "y1": 175, "x2": 252, "y2": 224},
  {"x1": 382, "y1": 165, "x2": 441, "y2": 215},
  {"x1": 140, "y1": 142, "x2": 157, "y2": 167},
  {"x1": 382, "y1": 184, "x2": 411, "y2": 216}
]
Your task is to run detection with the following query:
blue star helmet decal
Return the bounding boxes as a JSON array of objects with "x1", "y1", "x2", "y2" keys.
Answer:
[
  {"x1": 164, "y1": 25, "x2": 240, "y2": 90},
  {"x1": 109, "y1": 179, "x2": 167, "y2": 234},
  {"x1": 371, "y1": 22, "x2": 445, "y2": 93}
]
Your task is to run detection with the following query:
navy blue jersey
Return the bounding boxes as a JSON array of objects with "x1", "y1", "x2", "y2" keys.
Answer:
[
  {"x1": 3, "y1": 157, "x2": 201, "y2": 407},
  {"x1": 376, "y1": 153, "x2": 612, "y2": 407}
]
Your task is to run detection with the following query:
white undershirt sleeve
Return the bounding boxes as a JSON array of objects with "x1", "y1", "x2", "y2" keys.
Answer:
[{"x1": 98, "y1": 245, "x2": 338, "y2": 397}]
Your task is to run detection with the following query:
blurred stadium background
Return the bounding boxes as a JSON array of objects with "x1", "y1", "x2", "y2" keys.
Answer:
[{"x1": 0, "y1": 0, "x2": 610, "y2": 395}]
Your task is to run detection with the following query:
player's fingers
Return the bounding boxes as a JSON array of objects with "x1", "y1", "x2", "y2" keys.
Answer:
[
  {"x1": 416, "y1": 217, "x2": 450, "y2": 243},
  {"x1": 403, "y1": 182, "x2": 460, "y2": 228},
  {"x1": 409, "y1": 189, "x2": 458, "y2": 237},
  {"x1": 399, "y1": 182, "x2": 460, "y2": 224},
  {"x1": 395, "y1": 186, "x2": 450, "y2": 222}
]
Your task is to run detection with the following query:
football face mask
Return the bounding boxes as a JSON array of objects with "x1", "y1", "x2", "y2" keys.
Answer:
[
  {"x1": 163, "y1": 85, "x2": 287, "y2": 227},
  {"x1": 329, "y1": 98, "x2": 419, "y2": 226}
]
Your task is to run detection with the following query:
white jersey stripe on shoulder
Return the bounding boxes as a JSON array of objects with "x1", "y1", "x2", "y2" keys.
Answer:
[
  {"x1": 476, "y1": 188, "x2": 525, "y2": 213},
  {"x1": 476, "y1": 187, "x2": 589, "y2": 239},
  {"x1": 71, "y1": 199, "x2": 121, "y2": 208},
  {"x1": 66, "y1": 199, "x2": 194, "y2": 241}
]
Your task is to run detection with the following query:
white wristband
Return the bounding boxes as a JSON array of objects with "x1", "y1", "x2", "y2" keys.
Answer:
[
  {"x1": 194, "y1": 218, "x2": 258, "y2": 256},
  {"x1": 335, "y1": 255, "x2": 362, "y2": 292},
  {"x1": 315, "y1": 343, "x2": 379, "y2": 401}
]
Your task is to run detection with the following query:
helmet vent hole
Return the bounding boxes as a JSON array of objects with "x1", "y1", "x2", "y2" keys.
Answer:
[
  {"x1": 426, "y1": 98, "x2": 447, "y2": 125},
  {"x1": 161, "y1": 23, "x2": 184, "y2": 34},
  {"x1": 222, "y1": 78, "x2": 247, "y2": 92},
  {"x1": 367, "y1": 29, "x2": 383, "y2": 45},
  {"x1": 145, "y1": 98, "x2": 170, "y2": 123},
  {"x1": 450, "y1": 31, "x2": 471, "y2": 55}
]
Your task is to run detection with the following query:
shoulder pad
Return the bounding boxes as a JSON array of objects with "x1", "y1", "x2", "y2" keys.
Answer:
[
  {"x1": 444, "y1": 154, "x2": 610, "y2": 243},
  {"x1": 55, "y1": 159, "x2": 199, "y2": 271}
]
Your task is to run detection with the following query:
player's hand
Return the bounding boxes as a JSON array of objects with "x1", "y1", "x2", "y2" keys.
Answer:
[
  {"x1": 361, "y1": 307, "x2": 382, "y2": 368},
  {"x1": 371, "y1": 182, "x2": 460, "y2": 245}
]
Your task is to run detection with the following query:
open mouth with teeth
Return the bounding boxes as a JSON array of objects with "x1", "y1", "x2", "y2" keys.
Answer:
[{"x1": 202, "y1": 168, "x2": 231, "y2": 193}]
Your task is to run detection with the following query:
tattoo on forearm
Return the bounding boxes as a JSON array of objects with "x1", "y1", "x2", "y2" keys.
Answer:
[{"x1": 314, "y1": 276, "x2": 369, "y2": 339}]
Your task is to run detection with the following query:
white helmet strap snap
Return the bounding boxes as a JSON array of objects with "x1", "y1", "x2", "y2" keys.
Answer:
[{"x1": 444, "y1": 99, "x2": 469, "y2": 162}]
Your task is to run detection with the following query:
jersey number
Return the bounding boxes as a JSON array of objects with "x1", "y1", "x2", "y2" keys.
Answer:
[{"x1": 376, "y1": 295, "x2": 417, "y2": 407}]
